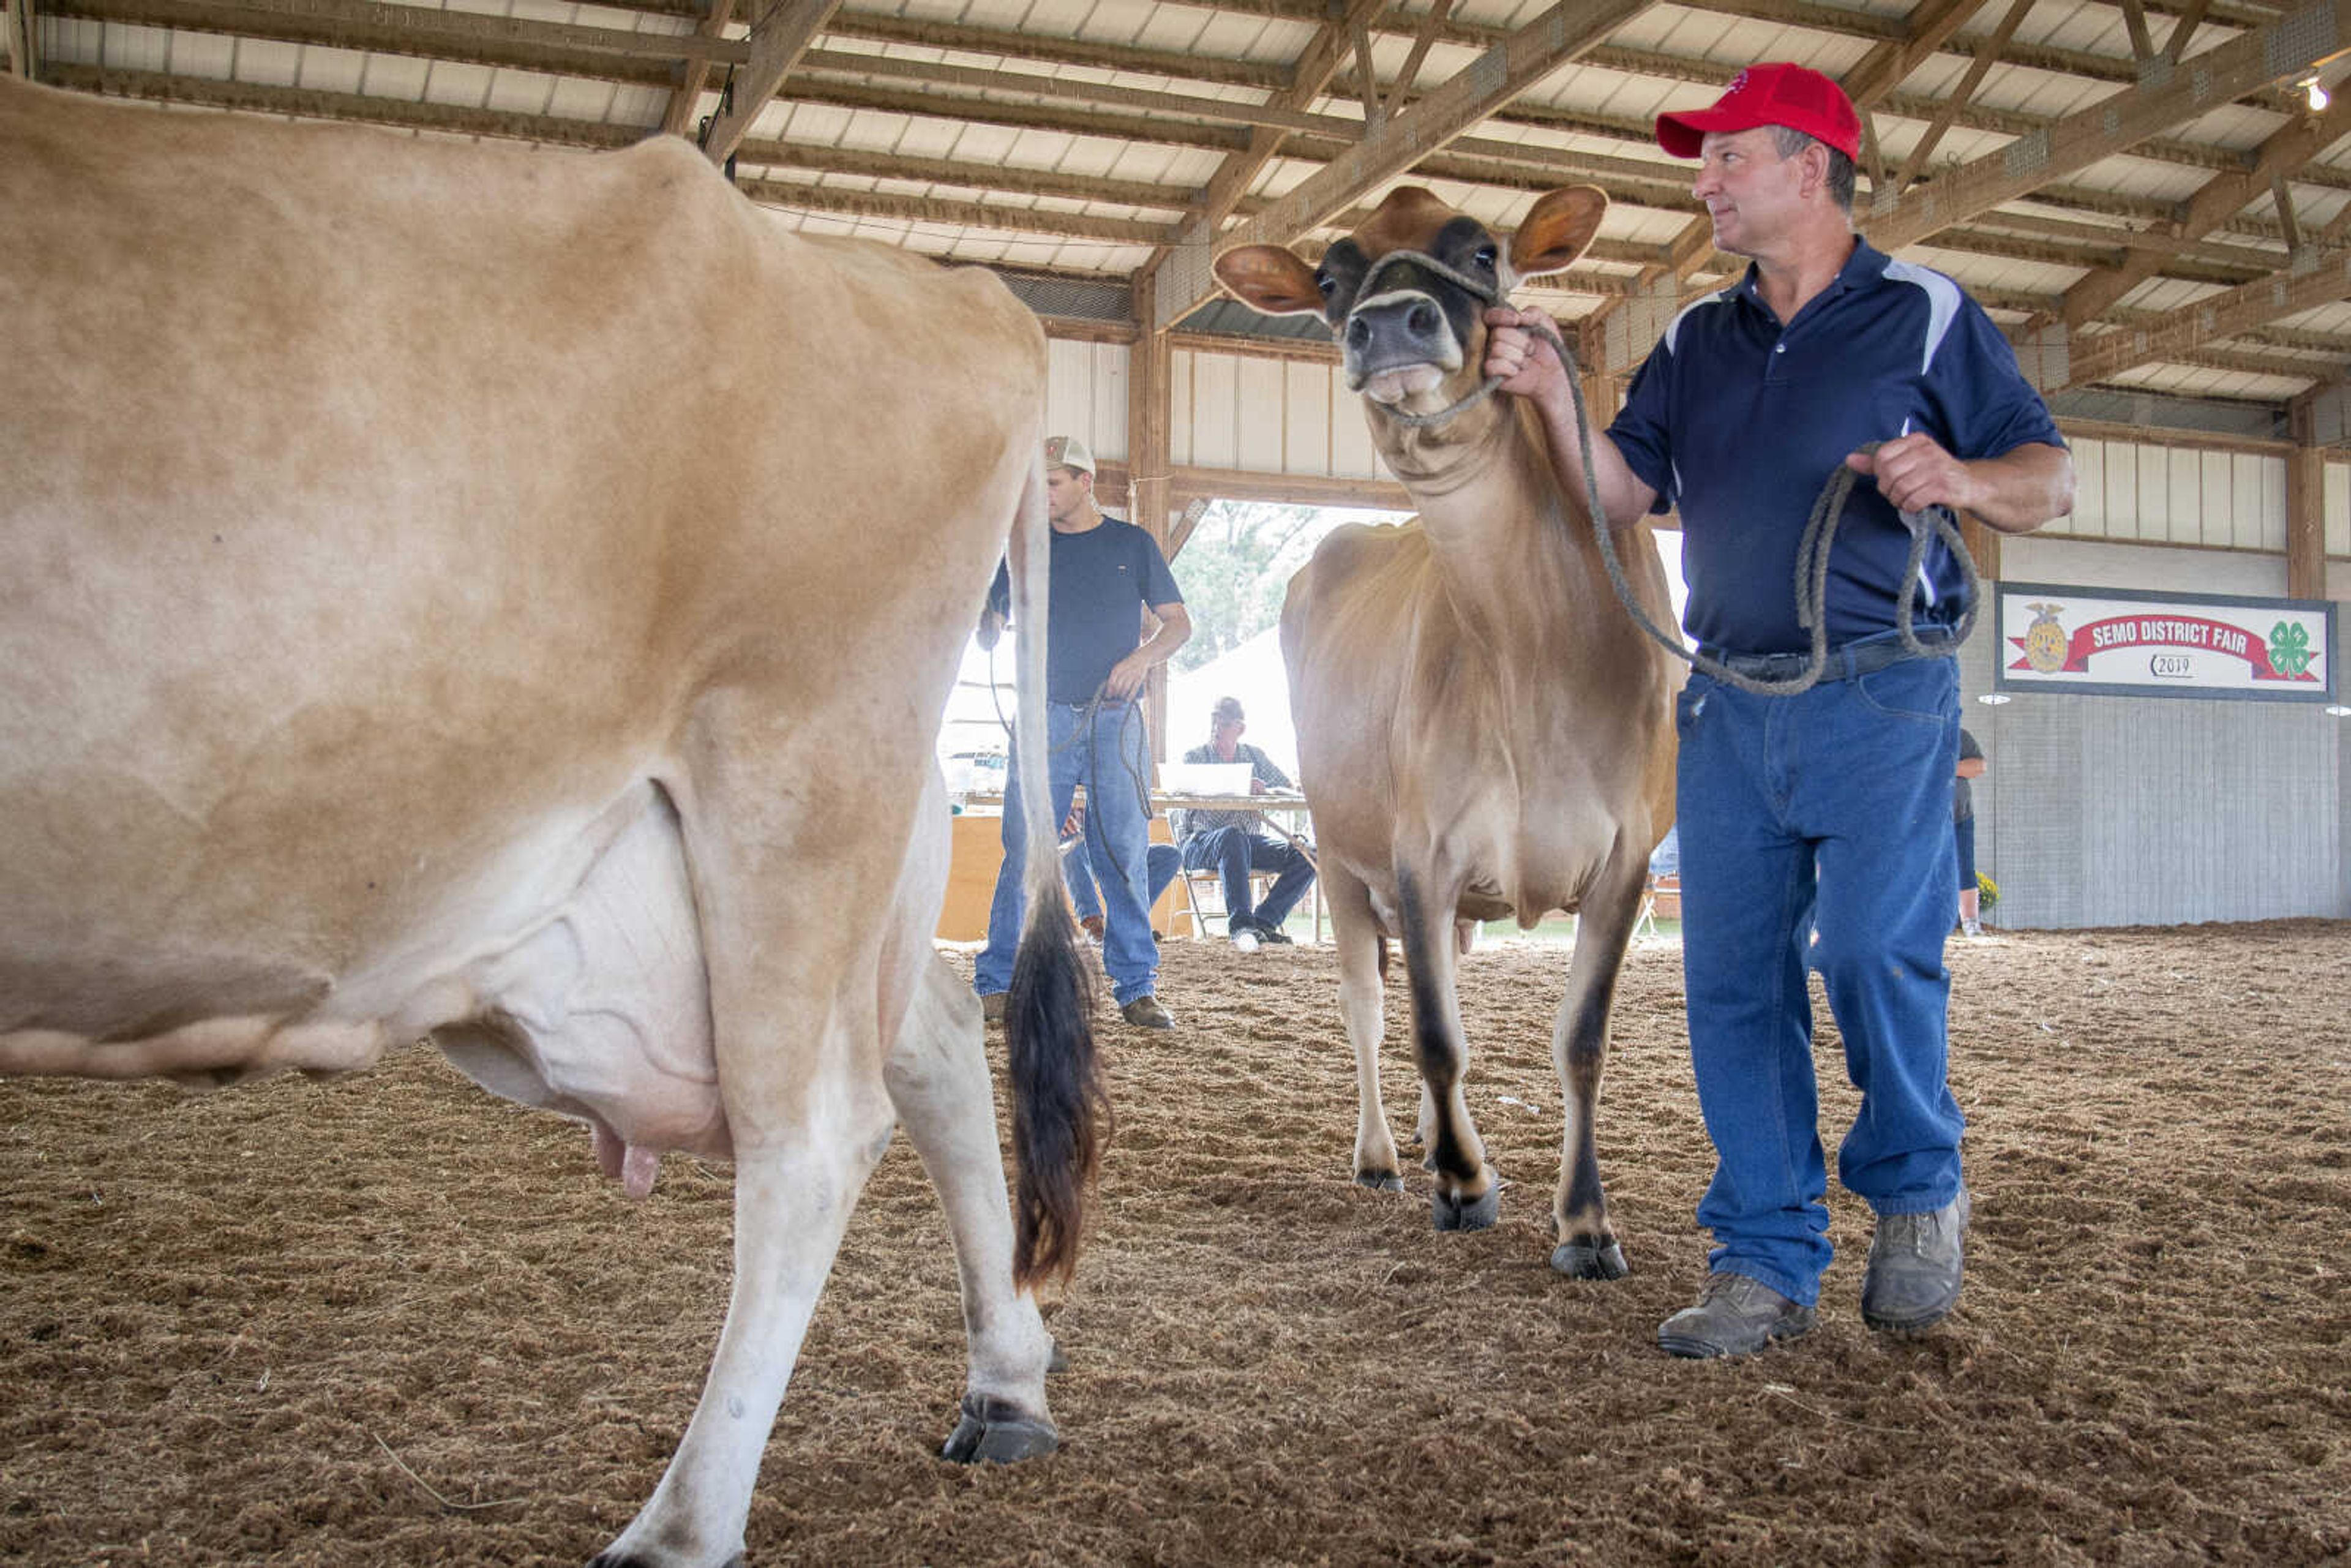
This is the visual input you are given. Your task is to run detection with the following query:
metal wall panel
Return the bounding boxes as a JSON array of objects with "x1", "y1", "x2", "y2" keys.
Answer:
[
  {"x1": 2330, "y1": 462, "x2": 2350, "y2": 558},
  {"x1": 2070, "y1": 437, "x2": 2106, "y2": 536},
  {"x1": 1968, "y1": 536, "x2": 2341, "y2": 929},
  {"x1": 1234, "y1": 357, "x2": 1286, "y2": 471},
  {"x1": 1044, "y1": 337, "x2": 1129, "y2": 462},
  {"x1": 1280, "y1": 361, "x2": 1329, "y2": 475}
]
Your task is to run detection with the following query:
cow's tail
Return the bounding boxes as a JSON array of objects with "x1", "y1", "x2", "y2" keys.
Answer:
[{"x1": 1005, "y1": 446, "x2": 1107, "y2": 1289}]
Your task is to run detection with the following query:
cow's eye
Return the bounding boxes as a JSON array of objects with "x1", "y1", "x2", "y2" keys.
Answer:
[
  {"x1": 1473, "y1": 244, "x2": 1498, "y2": 271},
  {"x1": 1316, "y1": 274, "x2": 1338, "y2": 298}
]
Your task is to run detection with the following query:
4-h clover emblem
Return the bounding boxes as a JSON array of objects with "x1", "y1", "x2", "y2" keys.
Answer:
[{"x1": 2268, "y1": 620, "x2": 2312, "y2": 678}]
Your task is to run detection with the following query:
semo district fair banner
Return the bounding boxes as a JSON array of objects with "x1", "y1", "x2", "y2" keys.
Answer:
[{"x1": 1994, "y1": 581, "x2": 2336, "y2": 703}]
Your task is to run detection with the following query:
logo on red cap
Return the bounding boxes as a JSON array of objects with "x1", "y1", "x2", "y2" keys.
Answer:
[{"x1": 1655, "y1": 62, "x2": 1862, "y2": 162}]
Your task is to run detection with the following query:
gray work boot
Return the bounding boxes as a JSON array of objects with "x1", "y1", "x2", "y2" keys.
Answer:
[
  {"x1": 1861, "y1": 1190, "x2": 1972, "y2": 1334},
  {"x1": 1119, "y1": 995, "x2": 1176, "y2": 1030},
  {"x1": 1657, "y1": 1272, "x2": 1816, "y2": 1359}
]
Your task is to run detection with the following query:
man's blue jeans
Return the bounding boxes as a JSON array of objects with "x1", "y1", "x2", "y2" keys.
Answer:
[
  {"x1": 1177, "y1": 825, "x2": 1316, "y2": 931},
  {"x1": 1067, "y1": 840, "x2": 1179, "y2": 921},
  {"x1": 976, "y1": 699, "x2": 1159, "y2": 1007},
  {"x1": 1675, "y1": 651, "x2": 1965, "y2": 1307}
]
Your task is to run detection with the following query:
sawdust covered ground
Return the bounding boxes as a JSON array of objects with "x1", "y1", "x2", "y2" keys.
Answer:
[{"x1": 3, "y1": 920, "x2": 2347, "y2": 1566}]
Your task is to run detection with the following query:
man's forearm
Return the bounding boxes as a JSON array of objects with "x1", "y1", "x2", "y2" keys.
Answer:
[
  {"x1": 1967, "y1": 443, "x2": 2074, "y2": 535},
  {"x1": 1535, "y1": 391, "x2": 1654, "y2": 529}
]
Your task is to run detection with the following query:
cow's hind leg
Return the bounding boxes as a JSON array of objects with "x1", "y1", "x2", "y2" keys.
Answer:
[
  {"x1": 887, "y1": 956, "x2": 1059, "y2": 1463},
  {"x1": 1546, "y1": 845, "x2": 1648, "y2": 1281},
  {"x1": 1395, "y1": 866, "x2": 1496, "y2": 1231},
  {"x1": 1325, "y1": 864, "x2": 1403, "y2": 1192},
  {"x1": 591, "y1": 1037, "x2": 894, "y2": 1568}
]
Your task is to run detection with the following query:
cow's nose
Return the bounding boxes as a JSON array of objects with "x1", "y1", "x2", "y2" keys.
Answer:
[{"x1": 1346, "y1": 294, "x2": 1452, "y2": 368}]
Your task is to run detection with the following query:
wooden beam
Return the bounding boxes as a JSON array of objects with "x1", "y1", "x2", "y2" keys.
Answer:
[
  {"x1": 662, "y1": 0, "x2": 740, "y2": 139},
  {"x1": 1349, "y1": 5, "x2": 1384, "y2": 127},
  {"x1": 45, "y1": 61, "x2": 642, "y2": 145},
  {"x1": 1888, "y1": 0, "x2": 2037, "y2": 195},
  {"x1": 2159, "y1": 0, "x2": 2213, "y2": 62},
  {"x1": 1865, "y1": 0, "x2": 2351, "y2": 255},
  {"x1": 2118, "y1": 0, "x2": 2156, "y2": 61},
  {"x1": 2273, "y1": 174, "x2": 2308, "y2": 253},
  {"x1": 698, "y1": 0, "x2": 844, "y2": 166},
  {"x1": 1840, "y1": 0, "x2": 1992, "y2": 108},
  {"x1": 47, "y1": 0, "x2": 702, "y2": 82},
  {"x1": 2286, "y1": 398, "x2": 2327, "y2": 597},
  {"x1": 825, "y1": 12, "x2": 1286, "y2": 91},
  {"x1": 1155, "y1": 0, "x2": 1656, "y2": 328},
  {"x1": 737, "y1": 140, "x2": 1198, "y2": 212},
  {"x1": 1383, "y1": 0, "x2": 1453, "y2": 119},
  {"x1": 1133, "y1": 269, "x2": 1177, "y2": 760},
  {"x1": 793, "y1": 44, "x2": 1368, "y2": 138},
  {"x1": 2061, "y1": 244, "x2": 2351, "y2": 389},
  {"x1": 7, "y1": 0, "x2": 36, "y2": 78},
  {"x1": 1133, "y1": 0, "x2": 1387, "y2": 324},
  {"x1": 1171, "y1": 465, "x2": 1416, "y2": 512},
  {"x1": 735, "y1": 178, "x2": 1179, "y2": 246},
  {"x1": 2049, "y1": 92, "x2": 2351, "y2": 331}
]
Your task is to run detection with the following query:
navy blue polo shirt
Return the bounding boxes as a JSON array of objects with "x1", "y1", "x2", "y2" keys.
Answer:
[
  {"x1": 987, "y1": 516, "x2": 1183, "y2": 703},
  {"x1": 1610, "y1": 238, "x2": 2062, "y2": 655}
]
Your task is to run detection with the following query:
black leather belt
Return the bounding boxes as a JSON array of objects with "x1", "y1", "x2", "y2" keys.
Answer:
[{"x1": 1697, "y1": 634, "x2": 1958, "y2": 684}]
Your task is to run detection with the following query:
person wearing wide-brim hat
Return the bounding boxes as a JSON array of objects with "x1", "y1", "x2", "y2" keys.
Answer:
[{"x1": 1481, "y1": 62, "x2": 2074, "y2": 1357}]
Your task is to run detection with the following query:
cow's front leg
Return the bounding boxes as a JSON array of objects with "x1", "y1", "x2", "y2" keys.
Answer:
[
  {"x1": 1395, "y1": 865, "x2": 1496, "y2": 1231},
  {"x1": 1547, "y1": 845, "x2": 1648, "y2": 1281},
  {"x1": 887, "y1": 959, "x2": 1058, "y2": 1462},
  {"x1": 591, "y1": 1074, "x2": 894, "y2": 1568},
  {"x1": 1323, "y1": 865, "x2": 1402, "y2": 1191}
]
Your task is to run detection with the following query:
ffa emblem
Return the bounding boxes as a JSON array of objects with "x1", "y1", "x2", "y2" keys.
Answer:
[{"x1": 2021, "y1": 602, "x2": 2068, "y2": 673}]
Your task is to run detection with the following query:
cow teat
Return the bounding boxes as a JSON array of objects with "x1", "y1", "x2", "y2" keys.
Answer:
[{"x1": 1212, "y1": 185, "x2": 1612, "y2": 410}]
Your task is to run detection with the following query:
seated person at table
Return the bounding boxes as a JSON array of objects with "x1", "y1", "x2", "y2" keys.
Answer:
[
  {"x1": 1062, "y1": 803, "x2": 1179, "y2": 941},
  {"x1": 1172, "y1": 696, "x2": 1316, "y2": 946}
]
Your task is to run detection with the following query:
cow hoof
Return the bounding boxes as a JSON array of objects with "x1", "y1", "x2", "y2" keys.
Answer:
[
  {"x1": 587, "y1": 1554, "x2": 742, "y2": 1568},
  {"x1": 941, "y1": 1393, "x2": 1059, "y2": 1465},
  {"x1": 1550, "y1": 1239, "x2": 1630, "y2": 1280},
  {"x1": 1432, "y1": 1183, "x2": 1500, "y2": 1232},
  {"x1": 1355, "y1": 1169, "x2": 1405, "y2": 1193}
]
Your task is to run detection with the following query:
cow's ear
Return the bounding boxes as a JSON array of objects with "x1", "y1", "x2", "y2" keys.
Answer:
[
  {"x1": 1509, "y1": 186, "x2": 1609, "y2": 280},
  {"x1": 1213, "y1": 245, "x2": 1324, "y2": 316}
]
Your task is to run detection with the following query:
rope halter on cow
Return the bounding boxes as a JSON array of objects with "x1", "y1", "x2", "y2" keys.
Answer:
[{"x1": 1341, "y1": 249, "x2": 1979, "y2": 699}]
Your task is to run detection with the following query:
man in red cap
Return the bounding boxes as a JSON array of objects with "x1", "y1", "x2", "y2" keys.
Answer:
[{"x1": 1485, "y1": 62, "x2": 2072, "y2": 1359}]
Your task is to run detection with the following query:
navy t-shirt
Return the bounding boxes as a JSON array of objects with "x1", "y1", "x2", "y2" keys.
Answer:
[
  {"x1": 1610, "y1": 239, "x2": 2063, "y2": 655},
  {"x1": 988, "y1": 517, "x2": 1183, "y2": 703}
]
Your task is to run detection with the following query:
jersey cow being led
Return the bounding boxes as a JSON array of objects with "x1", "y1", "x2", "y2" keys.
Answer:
[{"x1": 1215, "y1": 187, "x2": 1681, "y2": 1277}]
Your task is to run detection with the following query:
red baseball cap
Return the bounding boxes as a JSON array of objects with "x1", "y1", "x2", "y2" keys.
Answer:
[{"x1": 1655, "y1": 62, "x2": 1862, "y2": 162}]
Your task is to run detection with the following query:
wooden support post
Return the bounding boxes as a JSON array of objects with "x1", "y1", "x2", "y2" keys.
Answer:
[
  {"x1": 1131, "y1": 269, "x2": 1177, "y2": 763},
  {"x1": 2287, "y1": 398, "x2": 2328, "y2": 602}
]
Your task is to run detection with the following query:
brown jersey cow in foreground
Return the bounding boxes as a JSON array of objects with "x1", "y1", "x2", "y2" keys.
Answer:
[
  {"x1": 0, "y1": 77, "x2": 1101, "y2": 1568},
  {"x1": 1215, "y1": 187, "x2": 1679, "y2": 1276}
]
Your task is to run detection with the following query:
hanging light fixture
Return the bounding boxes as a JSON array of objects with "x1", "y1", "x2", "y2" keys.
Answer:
[{"x1": 2300, "y1": 74, "x2": 2330, "y2": 113}]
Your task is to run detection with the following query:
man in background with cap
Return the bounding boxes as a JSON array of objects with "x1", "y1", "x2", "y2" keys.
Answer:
[
  {"x1": 1172, "y1": 696, "x2": 1316, "y2": 950},
  {"x1": 976, "y1": 435, "x2": 1191, "y2": 1029},
  {"x1": 1484, "y1": 62, "x2": 2072, "y2": 1357}
]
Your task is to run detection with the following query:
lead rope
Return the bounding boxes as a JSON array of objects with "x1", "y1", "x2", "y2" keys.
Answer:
[
  {"x1": 1355, "y1": 250, "x2": 1978, "y2": 697},
  {"x1": 987, "y1": 640, "x2": 1155, "y2": 889}
]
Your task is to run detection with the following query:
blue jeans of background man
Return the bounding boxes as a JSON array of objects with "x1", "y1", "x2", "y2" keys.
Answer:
[
  {"x1": 1066, "y1": 839, "x2": 1180, "y2": 922},
  {"x1": 1674, "y1": 650, "x2": 1964, "y2": 1308},
  {"x1": 976, "y1": 699, "x2": 1159, "y2": 1007},
  {"x1": 1178, "y1": 825, "x2": 1316, "y2": 931}
]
